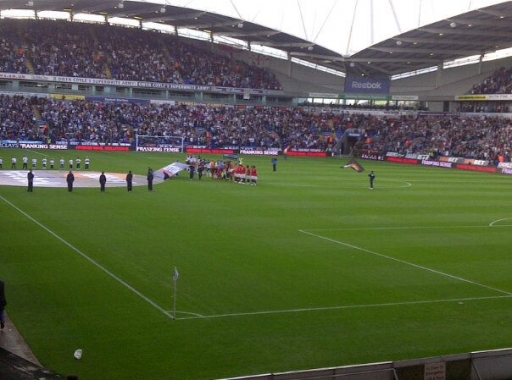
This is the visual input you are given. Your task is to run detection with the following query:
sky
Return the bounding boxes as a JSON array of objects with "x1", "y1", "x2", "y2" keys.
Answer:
[{"x1": 138, "y1": 0, "x2": 507, "y2": 56}]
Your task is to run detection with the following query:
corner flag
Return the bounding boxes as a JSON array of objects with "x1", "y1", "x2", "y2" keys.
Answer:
[
  {"x1": 172, "y1": 267, "x2": 179, "y2": 320},
  {"x1": 342, "y1": 158, "x2": 365, "y2": 173}
]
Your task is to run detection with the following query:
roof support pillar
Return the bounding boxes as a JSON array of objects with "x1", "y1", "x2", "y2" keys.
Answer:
[
  {"x1": 287, "y1": 52, "x2": 292, "y2": 78},
  {"x1": 478, "y1": 54, "x2": 484, "y2": 75},
  {"x1": 435, "y1": 63, "x2": 443, "y2": 89}
]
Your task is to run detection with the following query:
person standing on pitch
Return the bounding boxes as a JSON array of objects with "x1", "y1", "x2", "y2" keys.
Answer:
[
  {"x1": 271, "y1": 157, "x2": 278, "y2": 172},
  {"x1": 99, "y1": 171, "x2": 107, "y2": 192},
  {"x1": 66, "y1": 170, "x2": 75, "y2": 192},
  {"x1": 0, "y1": 280, "x2": 7, "y2": 329},
  {"x1": 147, "y1": 167, "x2": 154, "y2": 191},
  {"x1": 126, "y1": 170, "x2": 133, "y2": 191},
  {"x1": 368, "y1": 171, "x2": 376, "y2": 190},
  {"x1": 27, "y1": 169, "x2": 34, "y2": 192}
]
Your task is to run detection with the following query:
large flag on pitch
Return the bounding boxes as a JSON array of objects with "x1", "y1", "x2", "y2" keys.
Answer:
[
  {"x1": 154, "y1": 162, "x2": 190, "y2": 179},
  {"x1": 342, "y1": 158, "x2": 365, "y2": 173}
]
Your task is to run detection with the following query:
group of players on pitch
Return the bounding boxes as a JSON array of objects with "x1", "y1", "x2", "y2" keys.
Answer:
[{"x1": 185, "y1": 155, "x2": 258, "y2": 185}]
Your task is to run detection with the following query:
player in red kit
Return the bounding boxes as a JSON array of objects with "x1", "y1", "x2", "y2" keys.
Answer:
[{"x1": 250, "y1": 165, "x2": 258, "y2": 186}]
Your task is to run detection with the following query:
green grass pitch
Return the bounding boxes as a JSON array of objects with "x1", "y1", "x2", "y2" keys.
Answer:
[{"x1": 2, "y1": 149, "x2": 512, "y2": 380}]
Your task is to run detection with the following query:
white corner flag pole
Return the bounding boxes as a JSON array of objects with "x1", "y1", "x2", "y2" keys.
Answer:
[{"x1": 172, "y1": 267, "x2": 179, "y2": 320}]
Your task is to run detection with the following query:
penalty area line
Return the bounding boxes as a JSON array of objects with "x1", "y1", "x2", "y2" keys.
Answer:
[
  {"x1": 303, "y1": 224, "x2": 501, "y2": 232},
  {"x1": 0, "y1": 194, "x2": 175, "y2": 320},
  {"x1": 299, "y1": 229, "x2": 512, "y2": 296}
]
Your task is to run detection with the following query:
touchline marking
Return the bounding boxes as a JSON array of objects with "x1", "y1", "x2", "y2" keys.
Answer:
[
  {"x1": 299, "y1": 229, "x2": 512, "y2": 296},
  {"x1": 178, "y1": 294, "x2": 512, "y2": 320},
  {"x1": 0, "y1": 195, "x2": 175, "y2": 320}
]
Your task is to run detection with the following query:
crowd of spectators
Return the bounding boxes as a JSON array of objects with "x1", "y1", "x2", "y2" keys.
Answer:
[
  {"x1": 471, "y1": 67, "x2": 512, "y2": 94},
  {"x1": 0, "y1": 22, "x2": 30, "y2": 74},
  {"x1": 359, "y1": 113, "x2": 512, "y2": 164},
  {"x1": 23, "y1": 21, "x2": 107, "y2": 79},
  {"x1": 2, "y1": 94, "x2": 512, "y2": 165},
  {"x1": 0, "y1": 94, "x2": 39, "y2": 141},
  {"x1": 1, "y1": 19, "x2": 281, "y2": 90},
  {"x1": 27, "y1": 96, "x2": 340, "y2": 151},
  {"x1": 298, "y1": 101, "x2": 429, "y2": 112},
  {"x1": 458, "y1": 101, "x2": 509, "y2": 113},
  {"x1": 2, "y1": 19, "x2": 512, "y2": 96}
]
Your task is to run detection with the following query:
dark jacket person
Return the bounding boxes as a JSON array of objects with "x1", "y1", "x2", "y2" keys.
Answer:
[
  {"x1": 99, "y1": 172, "x2": 107, "y2": 192},
  {"x1": 67, "y1": 171, "x2": 75, "y2": 192},
  {"x1": 126, "y1": 171, "x2": 133, "y2": 191},
  {"x1": 27, "y1": 169, "x2": 34, "y2": 192}
]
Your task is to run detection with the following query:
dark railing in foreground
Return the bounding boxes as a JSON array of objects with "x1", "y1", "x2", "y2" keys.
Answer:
[{"x1": 219, "y1": 348, "x2": 512, "y2": 380}]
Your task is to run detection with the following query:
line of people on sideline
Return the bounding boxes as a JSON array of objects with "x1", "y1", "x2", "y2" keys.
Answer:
[
  {"x1": 3, "y1": 156, "x2": 91, "y2": 170},
  {"x1": 24, "y1": 169, "x2": 146, "y2": 192},
  {"x1": 22, "y1": 156, "x2": 261, "y2": 192}
]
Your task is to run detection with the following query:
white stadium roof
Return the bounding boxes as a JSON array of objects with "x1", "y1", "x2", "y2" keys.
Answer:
[{"x1": 1, "y1": 0, "x2": 512, "y2": 77}]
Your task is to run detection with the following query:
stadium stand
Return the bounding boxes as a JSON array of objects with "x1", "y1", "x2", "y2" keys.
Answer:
[
  {"x1": 471, "y1": 67, "x2": 512, "y2": 95},
  {"x1": 3, "y1": 19, "x2": 281, "y2": 90},
  {"x1": 1, "y1": 91, "x2": 511, "y2": 164},
  {"x1": 0, "y1": 21, "x2": 511, "y2": 173}
]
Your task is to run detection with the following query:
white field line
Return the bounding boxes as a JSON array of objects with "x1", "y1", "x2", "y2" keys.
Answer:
[
  {"x1": 6, "y1": 192, "x2": 511, "y2": 321},
  {"x1": 166, "y1": 310, "x2": 204, "y2": 318},
  {"x1": 305, "y1": 224, "x2": 503, "y2": 232},
  {"x1": 177, "y1": 294, "x2": 512, "y2": 320},
  {"x1": 299, "y1": 229, "x2": 512, "y2": 296},
  {"x1": 264, "y1": 179, "x2": 411, "y2": 189},
  {"x1": 489, "y1": 218, "x2": 512, "y2": 226},
  {"x1": 23, "y1": 149, "x2": 48, "y2": 157},
  {"x1": 0, "y1": 195, "x2": 175, "y2": 320}
]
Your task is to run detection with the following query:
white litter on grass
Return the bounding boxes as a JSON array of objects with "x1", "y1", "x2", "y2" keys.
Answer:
[{"x1": 74, "y1": 349, "x2": 82, "y2": 360}]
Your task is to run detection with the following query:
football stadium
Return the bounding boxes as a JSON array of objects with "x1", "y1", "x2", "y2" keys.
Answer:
[{"x1": 1, "y1": 1, "x2": 512, "y2": 379}]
